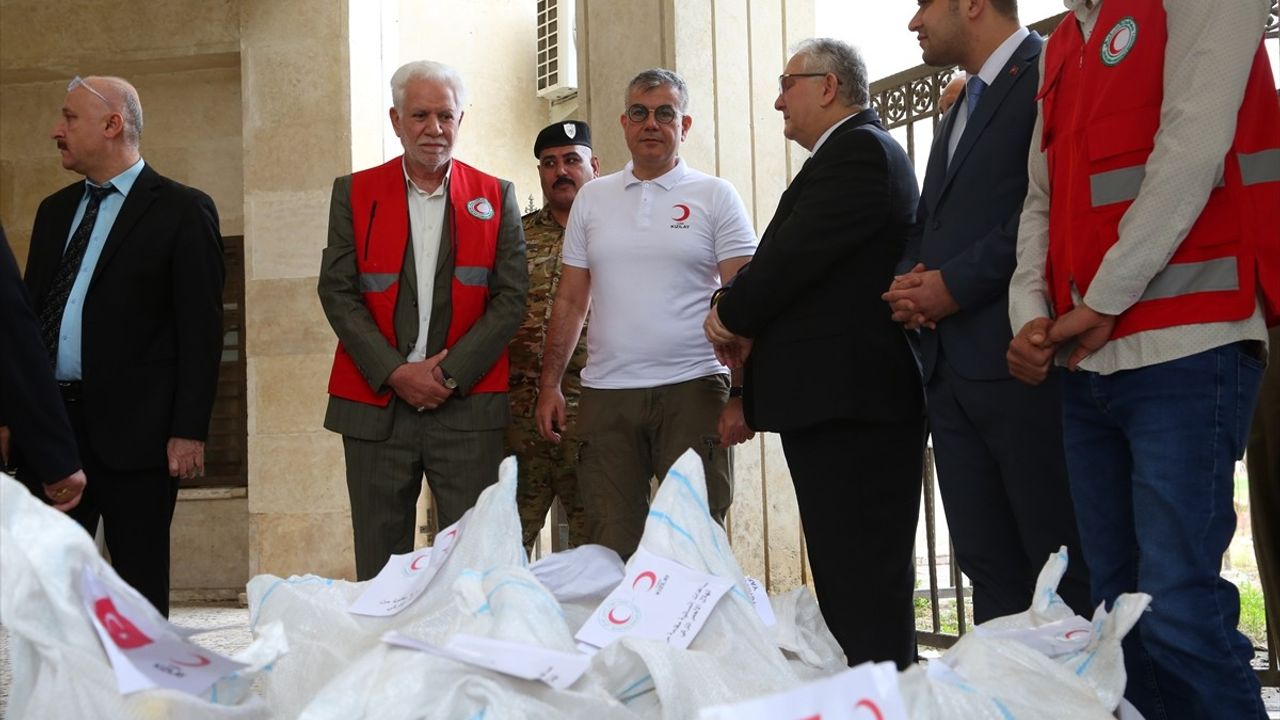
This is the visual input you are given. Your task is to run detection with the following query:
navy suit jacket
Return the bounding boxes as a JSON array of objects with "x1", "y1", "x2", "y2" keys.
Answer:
[
  {"x1": 718, "y1": 109, "x2": 923, "y2": 433},
  {"x1": 903, "y1": 33, "x2": 1043, "y2": 382}
]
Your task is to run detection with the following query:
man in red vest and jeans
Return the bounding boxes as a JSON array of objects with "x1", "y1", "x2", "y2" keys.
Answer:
[
  {"x1": 1008, "y1": 2, "x2": 1279, "y2": 716},
  {"x1": 318, "y1": 60, "x2": 527, "y2": 579}
]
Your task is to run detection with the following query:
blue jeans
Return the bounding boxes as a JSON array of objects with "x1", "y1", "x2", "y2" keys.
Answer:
[{"x1": 1061, "y1": 341, "x2": 1266, "y2": 720}]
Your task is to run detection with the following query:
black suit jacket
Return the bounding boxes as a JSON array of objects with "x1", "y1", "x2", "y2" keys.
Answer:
[
  {"x1": 23, "y1": 164, "x2": 225, "y2": 470},
  {"x1": 0, "y1": 227, "x2": 80, "y2": 484},
  {"x1": 903, "y1": 33, "x2": 1043, "y2": 382},
  {"x1": 717, "y1": 109, "x2": 923, "y2": 433}
]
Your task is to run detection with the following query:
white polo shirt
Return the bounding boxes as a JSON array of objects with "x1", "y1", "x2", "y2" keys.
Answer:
[{"x1": 562, "y1": 158, "x2": 758, "y2": 389}]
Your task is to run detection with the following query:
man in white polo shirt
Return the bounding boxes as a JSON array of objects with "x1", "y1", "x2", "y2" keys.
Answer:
[{"x1": 535, "y1": 68, "x2": 758, "y2": 559}]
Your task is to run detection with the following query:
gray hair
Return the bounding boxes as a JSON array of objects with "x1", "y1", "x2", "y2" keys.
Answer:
[
  {"x1": 624, "y1": 68, "x2": 689, "y2": 113},
  {"x1": 791, "y1": 38, "x2": 869, "y2": 109},
  {"x1": 88, "y1": 76, "x2": 144, "y2": 146},
  {"x1": 390, "y1": 60, "x2": 468, "y2": 111}
]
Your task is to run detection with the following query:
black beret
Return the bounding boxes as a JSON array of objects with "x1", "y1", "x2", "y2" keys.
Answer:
[{"x1": 534, "y1": 121, "x2": 592, "y2": 158}]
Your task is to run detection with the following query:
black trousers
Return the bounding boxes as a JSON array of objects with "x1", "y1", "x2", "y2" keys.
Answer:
[
  {"x1": 781, "y1": 414, "x2": 926, "y2": 669},
  {"x1": 61, "y1": 398, "x2": 179, "y2": 617}
]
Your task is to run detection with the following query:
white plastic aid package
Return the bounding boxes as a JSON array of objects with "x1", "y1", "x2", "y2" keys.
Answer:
[
  {"x1": 4, "y1": 451, "x2": 1152, "y2": 718},
  {"x1": 0, "y1": 472, "x2": 282, "y2": 720}
]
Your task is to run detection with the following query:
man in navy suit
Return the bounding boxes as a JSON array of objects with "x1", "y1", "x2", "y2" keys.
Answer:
[
  {"x1": 20, "y1": 76, "x2": 224, "y2": 616},
  {"x1": 706, "y1": 39, "x2": 925, "y2": 668},
  {"x1": 883, "y1": 0, "x2": 1090, "y2": 623}
]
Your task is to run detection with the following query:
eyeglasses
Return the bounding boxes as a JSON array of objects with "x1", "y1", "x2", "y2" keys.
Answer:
[
  {"x1": 778, "y1": 72, "x2": 833, "y2": 94},
  {"x1": 68, "y1": 76, "x2": 111, "y2": 106},
  {"x1": 625, "y1": 104, "x2": 680, "y2": 125}
]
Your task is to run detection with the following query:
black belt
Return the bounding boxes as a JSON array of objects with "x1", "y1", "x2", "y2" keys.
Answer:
[{"x1": 57, "y1": 381, "x2": 83, "y2": 402}]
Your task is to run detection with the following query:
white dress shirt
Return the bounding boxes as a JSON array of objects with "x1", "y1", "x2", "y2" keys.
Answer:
[{"x1": 404, "y1": 161, "x2": 450, "y2": 362}]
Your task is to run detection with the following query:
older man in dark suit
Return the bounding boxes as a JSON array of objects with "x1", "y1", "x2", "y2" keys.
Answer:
[
  {"x1": 21, "y1": 75, "x2": 225, "y2": 616},
  {"x1": 318, "y1": 61, "x2": 526, "y2": 580},
  {"x1": 705, "y1": 38, "x2": 924, "y2": 669},
  {"x1": 883, "y1": 0, "x2": 1090, "y2": 623}
]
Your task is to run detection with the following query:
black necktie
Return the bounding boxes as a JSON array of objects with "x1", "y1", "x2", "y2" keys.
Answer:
[{"x1": 39, "y1": 183, "x2": 116, "y2": 365}]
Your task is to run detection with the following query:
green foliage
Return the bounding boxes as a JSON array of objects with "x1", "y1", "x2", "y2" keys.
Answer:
[{"x1": 1237, "y1": 581, "x2": 1270, "y2": 648}]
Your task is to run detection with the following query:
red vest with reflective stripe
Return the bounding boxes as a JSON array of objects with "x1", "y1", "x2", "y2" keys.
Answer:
[
  {"x1": 1040, "y1": 1, "x2": 1280, "y2": 338},
  {"x1": 327, "y1": 157, "x2": 509, "y2": 406}
]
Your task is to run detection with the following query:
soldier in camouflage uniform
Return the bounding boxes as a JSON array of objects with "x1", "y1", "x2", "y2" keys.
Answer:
[{"x1": 508, "y1": 121, "x2": 600, "y2": 549}]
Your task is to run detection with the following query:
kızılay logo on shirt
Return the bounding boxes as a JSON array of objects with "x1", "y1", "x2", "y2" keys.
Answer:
[{"x1": 671, "y1": 204, "x2": 692, "y2": 229}]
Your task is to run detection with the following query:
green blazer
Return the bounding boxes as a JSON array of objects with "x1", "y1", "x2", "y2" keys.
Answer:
[{"x1": 317, "y1": 171, "x2": 528, "y2": 441}]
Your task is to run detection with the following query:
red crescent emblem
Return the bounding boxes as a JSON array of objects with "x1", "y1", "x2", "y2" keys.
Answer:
[
  {"x1": 854, "y1": 698, "x2": 884, "y2": 720},
  {"x1": 171, "y1": 653, "x2": 213, "y2": 668},
  {"x1": 1063, "y1": 629, "x2": 1089, "y2": 640},
  {"x1": 672, "y1": 204, "x2": 691, "y2": 222},
  {"x1": 607, "y1": 607, "x2": 633, "y2": 625},
  {"x1": 632, "y1": 571, "x2": 658, "y2": 592},
  {"x1": 1109, "y1": 31, "x2": 1126, "y2": 55},
  {"x1": 409, "y1": 554, "x2": 430, "y2": 571}
]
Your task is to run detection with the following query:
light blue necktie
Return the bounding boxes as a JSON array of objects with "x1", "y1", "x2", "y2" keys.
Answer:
[{"x1": 966, "y1": 76, "x2": 987, "y2": 118}]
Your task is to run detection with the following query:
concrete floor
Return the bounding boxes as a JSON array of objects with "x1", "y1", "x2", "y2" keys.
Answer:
[{"x1": 3, "y1": 605, "x2": 1278, "y2": 717}]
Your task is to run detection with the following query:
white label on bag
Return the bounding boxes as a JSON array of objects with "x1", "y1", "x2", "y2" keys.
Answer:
[
  {"x1": 744, "y1": 576, "x2": 777, "y2": 627},
  {"x1": 575, "y1": 548, "x2": 734, "y2": 651},
  {"x1": 974, "y1": 615, "x2": 1093, "y2": 658},
  {"x1": 698, "y1": 662, "x2": 908, "y2": 720},
  {"x1": 349, "y1": 515, "x2": 468, "y2": 616},
  {"x1": 80, "y1": 567, "x2": 247, "y2": 696},
  {"x1": 383, "y1": 632, "x2": 590, "y2": 690}
]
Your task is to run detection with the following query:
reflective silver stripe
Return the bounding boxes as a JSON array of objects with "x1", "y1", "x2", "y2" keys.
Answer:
[
  {"x1": 454, "y1": 266, "x2": 489, "y2": 287},
  {"x1": 1140, "y1": 257, "x2": 1238, "y2": 302},
  {"x1": 1090, "y1": 165, "x2": 1145, "y2": 207},
  {"x1": 358, "y1": 273, "x2": 397, "y2": 293},
  {"x1": 1239, "y1": 149, "x2": 1280, "y2": 186}
]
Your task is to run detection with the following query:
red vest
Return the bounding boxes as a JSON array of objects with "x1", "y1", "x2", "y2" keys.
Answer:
[
  {"x1": 1040, "y1": 1, "x2": 1280, "y2": 338},
  {"x1": 327, "y1": 157, "x2": 509, "y2": 406}
]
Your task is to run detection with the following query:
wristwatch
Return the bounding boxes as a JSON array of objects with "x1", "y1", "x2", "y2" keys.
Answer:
[
  {"x1": 441, "y1": 370, "x2": 459, "y2": 393},
  {"x1": 729, "y1": 386, "x2": 744, "y2": 398}
]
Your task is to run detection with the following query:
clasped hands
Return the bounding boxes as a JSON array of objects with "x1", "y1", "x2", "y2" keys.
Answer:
[
  {"x1": 703, "y1": 305, "x2": 752, "y2": 370},
  {"x1": 1006, "y1": 305, "x2": 1117, "y2": 385},
  {"x1": 701, "y1": 305, "x2": 755, "y2": 447},
  {"x1": 881, "y1": 263, "x2": 958, "y2": 330},
  {"x1": 387, "y1": 348, "x2": 454, "y2": 411}
]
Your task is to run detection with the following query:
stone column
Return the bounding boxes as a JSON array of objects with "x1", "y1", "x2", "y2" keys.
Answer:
[{"x1": 242, "y1": 1, "x2": 356, "y2": 580}]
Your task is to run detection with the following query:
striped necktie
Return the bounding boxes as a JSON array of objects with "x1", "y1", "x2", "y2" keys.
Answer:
[{"x1": 38, "y1": 183, "x2": 116, "y2": 364}]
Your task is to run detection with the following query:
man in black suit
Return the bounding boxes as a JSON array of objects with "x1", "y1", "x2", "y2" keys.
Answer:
[
  {"x1": 0, "y1": 226, "x2": 85, "y2": 511},
  {"x1": 883, "y1": 0, "x2": 1090, "y2": 623},
  {"x1": 20, "y1": 75, "x2": 224, "y2": 616},
  {"x1": 705, "y1": 38, "x2": 925, "y2": 669}
]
